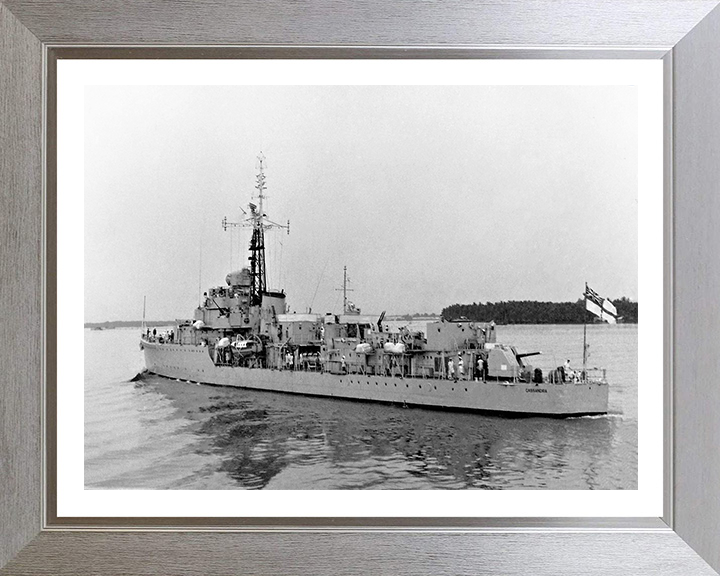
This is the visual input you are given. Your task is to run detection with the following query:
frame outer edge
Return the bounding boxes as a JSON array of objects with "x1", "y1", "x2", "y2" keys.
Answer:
[
  {"x1": 1, "y1": 0, "x2": 719, "y2": 46},
  {"x1": 2, "y1": 531, "x2": 719, "y2": 576},
  {"x1": 671, "y1": 3, "x2": 720, "y2": 574},
  {"x1": 1, "y1": 0, "x2": 719, "y2": 574},
  {"x1": 0, "y1": 1, "x2": 43, "y2": 570}
]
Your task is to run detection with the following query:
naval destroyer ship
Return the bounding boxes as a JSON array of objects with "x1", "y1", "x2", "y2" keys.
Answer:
[{"x1": 141, "y1": 156, "x2": 609, "y2": 417}]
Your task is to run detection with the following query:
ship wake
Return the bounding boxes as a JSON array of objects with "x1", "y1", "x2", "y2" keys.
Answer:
[{"x1": 129, "y1": 369, "x2": 149, "y2": 382}]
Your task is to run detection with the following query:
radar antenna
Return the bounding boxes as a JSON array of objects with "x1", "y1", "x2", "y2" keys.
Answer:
[{"x1": 222, "y1": 153, "x2": 290, "y2": 305}]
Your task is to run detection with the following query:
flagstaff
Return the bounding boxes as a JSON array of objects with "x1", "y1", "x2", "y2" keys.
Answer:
[
  {"x1": 582, "y1": 283, "x2": 618, "y2": 383},
  {"x1": 583, "y1": 282, "x2": 588, "y2": 381}
]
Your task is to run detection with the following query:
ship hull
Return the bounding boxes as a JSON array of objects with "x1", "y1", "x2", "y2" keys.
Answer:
[{"x1": 143, "y1": 342, "x2": 609, "y2": 417}]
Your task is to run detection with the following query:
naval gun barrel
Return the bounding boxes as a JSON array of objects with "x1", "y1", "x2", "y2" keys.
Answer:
[{"x1": 516, "y1": 351, "x2": 542, "y2": 359}]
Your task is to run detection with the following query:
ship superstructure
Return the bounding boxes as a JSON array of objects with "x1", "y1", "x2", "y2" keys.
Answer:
[{"x1": 141, "y1": 156, "x2": 609, "y2": 417}]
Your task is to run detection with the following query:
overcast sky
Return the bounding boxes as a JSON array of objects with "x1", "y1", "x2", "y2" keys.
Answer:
[{"x1": 85, "y1": 85, "x2": 637, "y2": 322}]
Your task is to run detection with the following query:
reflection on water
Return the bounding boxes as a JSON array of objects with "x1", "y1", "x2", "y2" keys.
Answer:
[{"x1": 85, "y1": 324, "x2": 637, "y2": 490}]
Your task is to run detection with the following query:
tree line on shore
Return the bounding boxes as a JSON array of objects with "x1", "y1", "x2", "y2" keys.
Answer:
[{"x1": 441, "y1": 297, "x2": 638, "y2": 325}]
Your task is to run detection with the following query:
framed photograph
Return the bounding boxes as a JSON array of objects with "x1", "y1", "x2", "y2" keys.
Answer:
[{"x1": 2, "y1": 1, "x2": 720, "y2": 575}]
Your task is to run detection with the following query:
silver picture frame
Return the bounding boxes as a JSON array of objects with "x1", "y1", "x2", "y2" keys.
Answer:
[{"x1": 1, "y1": 1, "x2": 720, "y2": 574}]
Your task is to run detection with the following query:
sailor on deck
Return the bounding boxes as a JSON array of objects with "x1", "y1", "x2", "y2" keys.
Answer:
[
  {"x1": 447, "y1": 358, "x2": 455, "y2": 380},
  {"x1": 457, "y1": 355, "x2": 465, "y2": 380}
]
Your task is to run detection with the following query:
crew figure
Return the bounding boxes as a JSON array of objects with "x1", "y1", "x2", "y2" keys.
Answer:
[
  {"x1": 476, "y1": 357, "x2": 484, "y2": 381},
  {"x1": 447, "y1": 358, "x2": 455, "y2": 380},
  {"x1": 341, "y1": 355, "x2": 347, "y2": 374},
  {"x1": 563, "y1": 358, "x2": 571, "y2": 383},
  {"x1": 458, "y1": 355, "x2": 465, "y2": 380}
]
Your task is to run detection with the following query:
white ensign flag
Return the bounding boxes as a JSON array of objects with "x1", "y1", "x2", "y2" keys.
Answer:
[{"x1": 584, "y1": 285, "x2": 618, "y2": 324}]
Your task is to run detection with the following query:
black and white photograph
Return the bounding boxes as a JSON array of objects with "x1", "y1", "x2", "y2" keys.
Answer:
[{"x1": 81, "y1": 72, "x2": 643, "y2": 492}]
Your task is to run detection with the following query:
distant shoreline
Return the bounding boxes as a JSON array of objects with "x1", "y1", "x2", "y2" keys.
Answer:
[
  {"x1": 86, "y1": 320, "x2": 177, "y2": 330},
  {"x1": 85, "y1": 308, "x2": 638, "y2": 330}
]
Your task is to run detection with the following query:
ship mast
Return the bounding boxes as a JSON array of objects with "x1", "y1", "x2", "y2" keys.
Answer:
[
  {"x1": 222, "y1": 153, "x2": 289, "y2": 306},
  {"x1": 335, "y1": 265, "x2": 354, "y2": 313}
]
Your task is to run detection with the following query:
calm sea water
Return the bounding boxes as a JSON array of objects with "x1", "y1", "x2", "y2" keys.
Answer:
[{"x1": 85, "y1": 323, "x2": 637, "y2": 489}]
